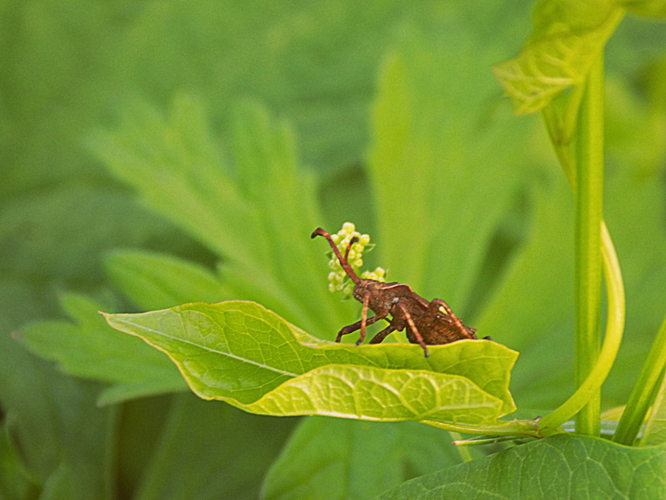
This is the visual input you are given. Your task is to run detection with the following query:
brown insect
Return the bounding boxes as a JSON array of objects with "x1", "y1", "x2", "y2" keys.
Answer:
[{"x1": 312, "y1": 227, "x2": 479, "y2": 357}]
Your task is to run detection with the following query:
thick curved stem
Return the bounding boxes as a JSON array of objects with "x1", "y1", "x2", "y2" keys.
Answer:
[{"x1": 539, "y1": 222, "x2": 625, "y2": 435}]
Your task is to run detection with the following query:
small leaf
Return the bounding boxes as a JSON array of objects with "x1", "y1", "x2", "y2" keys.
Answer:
[
  {"x1": 494, "y1": 0, "x2": 625, "y2": 115},
  {"x1": 103, "y1": 301, "x2": 518, "y2": 428}
]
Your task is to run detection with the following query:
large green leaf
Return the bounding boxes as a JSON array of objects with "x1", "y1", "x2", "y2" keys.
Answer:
[
  {"x1": 90, "y1": 96, "x2": 355, "y2": 338},
  {"x1": 376, "y1": 433, "x2": 666, "y2": 499},
  {"x1": 262, "y1": 417, "x2": 463, "y2": 500},
  {"x1": 103, "y1": 300, "x2": 517, "y2": 428}
]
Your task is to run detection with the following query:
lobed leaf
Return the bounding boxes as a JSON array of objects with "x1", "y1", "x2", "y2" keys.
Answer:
[
  {"x1": 90, "y1": 96, "x2": 356, "y2": 338},
  {"x1": 18, "y1": 294, "x2": 187, "y2": 405},
  {"x1": 103, "y1": 300, "x2": 518, "y2": 427}
]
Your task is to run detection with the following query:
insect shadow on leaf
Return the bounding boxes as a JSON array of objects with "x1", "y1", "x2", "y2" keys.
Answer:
[{"x1": 312, "y1": 227, "x2": 481, "y2": 357}]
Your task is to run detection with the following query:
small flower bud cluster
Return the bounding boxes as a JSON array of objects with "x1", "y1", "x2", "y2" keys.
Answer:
[
  {"x1": 361, "y1": 267, "x2": 386, "y2": 281},
  {"x1": 326, "y1": 222, "x2": 386, "y2": 298}
]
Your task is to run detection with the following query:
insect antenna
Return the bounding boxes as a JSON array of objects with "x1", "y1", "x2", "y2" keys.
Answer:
[{"x1": 311, "y1": 227, "x2": 361, "y2": 285}]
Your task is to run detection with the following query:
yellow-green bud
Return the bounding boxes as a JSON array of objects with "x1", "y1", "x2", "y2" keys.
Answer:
[{"x1": 322, "y1": 222, "x2": 385, "y2": 298}]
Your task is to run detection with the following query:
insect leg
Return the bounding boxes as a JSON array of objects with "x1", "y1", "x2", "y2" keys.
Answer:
[
  {"x1": 397, "y1": 303, "x2": 429, "y2": 357},
  {"x1": 368, "y1": 324, "x2": 397, "y2": 344},
  {"x1": 336, "y1": 304, "x2": 386, "y2": 343},
  {"x1": 357, "y1": 293, "x2": 371, "y2": 346},
  {"x1": 430, "y1": 299, "x2": 476, "y2": 339}
]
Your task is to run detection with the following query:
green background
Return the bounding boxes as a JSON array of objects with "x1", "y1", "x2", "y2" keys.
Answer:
[{"x1": 2, "y1": 1, "x2": 666, "y2": 498}]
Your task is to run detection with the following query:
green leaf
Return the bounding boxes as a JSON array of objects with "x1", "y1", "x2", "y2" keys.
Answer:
[
  {"x1": 376, "y1": 433, "x2": 666, "y2": 499},
  {"x1": 0, "y1": 333, "x2": 117, "y2": 500},
  {"x1": 0, "y1": 183, "x2": 186, "y2": 285},
  {"x1": 105, "y1": 249, "x2": 230, "y2": 311},
  {"x1": 103, "y1": 300, "x2": 517, "y2": 428},
  {"x1": 476, "y1": 147, "x2": 666, "y2": 410},
  {"x1": 494, "y1": 0, "x2": 625, "y2": 115},
  {"x1": 89, "y1": 95, "x2": 266, "y2": 270},
  {"x1": 0, "y1": 418, "x2": 36, "y2": 499},
  {"x1": 133, "y1": 394, "x2": 294, "y2": 500},
  {"x1": 622, "y1": 0, "x2": 666, "y2": 17},
  {"x1": 18, "y1": 293, "x2": 187, "y2": 404},
  {"x1": 476, "y1": 173, "x2": 576, "y2": 409},
  {"x1": 90, "y1": 95, "x2": 355, "y2": 338},
  {"x1": 262, "y1": 417, "x2": 463, "y2": 500},
  {"x1": 368, "y1": 27, "x2": 536, "y2": 317}
]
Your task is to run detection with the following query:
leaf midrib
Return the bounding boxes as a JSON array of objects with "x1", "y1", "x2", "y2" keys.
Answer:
[{"x1": 111, "y1": 316, "x2": 301, "y2": 378}]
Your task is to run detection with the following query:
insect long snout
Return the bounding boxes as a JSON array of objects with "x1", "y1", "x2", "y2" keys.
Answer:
[{"x1": 311, "y1": 227, "x2": 361, "y2": 284}]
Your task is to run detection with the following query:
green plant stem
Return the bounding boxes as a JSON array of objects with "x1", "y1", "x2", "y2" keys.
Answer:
[
  {"x1": 449, "y1": 432, "x2": 474, "y2": 462},
  {"x1": 540, "y1": 55, "x2": 627, "y2": 437},
  {"x1": 424, "y1": 415, "x2": 550, "y2": 439},
  {"x1": 613, "y1": 312, "x2": 666, "y2": 445},
  {"x1": 573, "y1": 55, "x2": 605, "y2": 436},
  {"x1": 539, "y1": 222, "x2": 625, "y2": 436}
]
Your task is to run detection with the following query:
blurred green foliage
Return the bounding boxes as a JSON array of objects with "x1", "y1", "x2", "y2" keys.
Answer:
[{"x1": 2, "y1": 0, "x2": 666, "y2": 498}]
